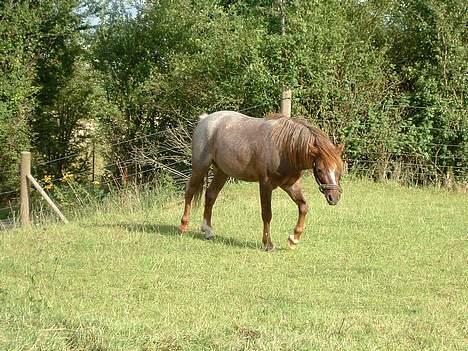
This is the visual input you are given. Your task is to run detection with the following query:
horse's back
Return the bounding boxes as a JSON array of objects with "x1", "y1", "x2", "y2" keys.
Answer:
[
  {"x1": 196, "y1": 110, "x2": 259, "y2": 131},
  {"x1": 192, "y1": 111, "x2": 276, "y2": 181},
  {"x1": 194, "y1": 110, "x2": 266, "y2": 145}
]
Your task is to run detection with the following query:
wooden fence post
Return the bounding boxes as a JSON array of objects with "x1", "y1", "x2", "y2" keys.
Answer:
[
  {"x1": 281, "y1": 88, "x2": 292, "y2": 117},
  {"x1": 19, "y1": 151, "x2": 69, "y2": 226},
  {"x1": 278, "y1": 0, "x2": 292, "y2": 118},
  {"x1": 20, "y1": 151, "x2": 31, "y2": 226},
  {"x1": 27, "y1": 175, "x2": 69, "y2": 224},
  {"x1": 92, "y1": 139, "x2": 96, "y2": 183}
]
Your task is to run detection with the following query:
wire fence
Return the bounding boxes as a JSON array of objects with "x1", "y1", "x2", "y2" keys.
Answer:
[{"x1": 0, "y1": 102, "x2": 466, "y2": 224}]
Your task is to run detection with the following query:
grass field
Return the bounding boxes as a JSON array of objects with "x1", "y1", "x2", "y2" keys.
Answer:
[{"x1": 1, "y1": 178, "x2": 467, "y2": 350}]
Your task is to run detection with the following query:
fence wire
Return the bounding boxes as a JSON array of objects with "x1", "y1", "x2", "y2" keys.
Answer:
[
  {"x1": 0, "y1": 189, "x2": 18, "y2": 197},
  {"x1": 0, "y1": 205, "x2": 19, "y2": 213},
  {"x1": 1, "y1": 102, "x2": 467, "y2": 221}
]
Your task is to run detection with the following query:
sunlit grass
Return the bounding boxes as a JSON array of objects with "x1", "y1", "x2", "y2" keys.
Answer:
[{"x1": 1, "y1": 178, "x2": 467, "y2": 350}]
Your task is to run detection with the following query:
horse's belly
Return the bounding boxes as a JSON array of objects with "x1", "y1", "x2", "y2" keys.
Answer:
[
  {"x1": 223, "y1": 169, "x2": 259, "y2": 182},
  {"x1": 213, "y1": 145, "x2": 262, "y2": 182},
  {"x1": 214, "y1": 157, "x2": 260, "y2": 182}
]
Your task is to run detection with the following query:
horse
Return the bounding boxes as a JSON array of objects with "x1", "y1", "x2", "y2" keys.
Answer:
[{"x1": 178, "y1": 111, "x2": 344, "y2": 251}]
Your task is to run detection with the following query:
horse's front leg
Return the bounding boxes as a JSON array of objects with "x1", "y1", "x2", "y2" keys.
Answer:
[
  {"x1": 259, "y1": 182, "x2": 274, "y2": 251},
  {"x1": 281, "y1": 181, "x2": 308, "y2": 249}
]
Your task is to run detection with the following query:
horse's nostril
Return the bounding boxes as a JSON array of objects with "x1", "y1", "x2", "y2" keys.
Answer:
[{"x1": 327, "y1": 194, "x2": 333, "y2": 202}]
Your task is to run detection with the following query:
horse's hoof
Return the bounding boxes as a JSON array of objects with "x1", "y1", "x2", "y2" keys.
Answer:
[
  {"x1": 264, "y1": 244, "x2": 275, "y2": 252},
  {"x1": 178, "y1": 224, "x2": 188, "y2": 233},
  {"x1": 205, "y1": 231, "x2": 214, "y2": 240},
  {"x1": 287, "y1": 234, "x2": 300, "y2": 249},
  {"x1": 201, "y1": 221, "x2": 215, "y2": 240},
  {"x1": 287, "y1": 239, "x2": 297, "y2": 250}
]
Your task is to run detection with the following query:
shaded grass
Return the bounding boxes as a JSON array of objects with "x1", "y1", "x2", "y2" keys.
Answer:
[{"x1": 1, "y1": 178, "x2": 467, "y2": 350}]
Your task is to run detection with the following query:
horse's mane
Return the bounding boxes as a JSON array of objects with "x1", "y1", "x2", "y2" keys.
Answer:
[{"x1": 267, "y1": 114, "x2": 341, "y2": 169}]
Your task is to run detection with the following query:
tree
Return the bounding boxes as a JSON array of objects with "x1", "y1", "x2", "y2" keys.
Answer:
[
  {"x1": 0, "y1": 2, "x2": 39, "y2": 198},
  {"x1": 385, "y1": 0, "x2": 467, "y2": 178},
  {"x1": 30, "y1": 0, "x2": 94, "y2": 177}
]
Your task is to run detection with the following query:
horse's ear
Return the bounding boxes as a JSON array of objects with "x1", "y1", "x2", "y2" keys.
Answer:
[
  {"x1": 309, "y1": 144, "x2": 318, "y2": 155},
  {"x1": 336, "y1": 143, "x2": 345, "y2": 155}
]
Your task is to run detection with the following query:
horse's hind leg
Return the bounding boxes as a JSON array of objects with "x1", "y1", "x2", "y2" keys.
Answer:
[
  {"x1": 179, "y1": 172, "x2": 203, "y2": 232},
  {"x1": 180, "y1": 121, "x2": 213, "y2": 233},
  {"x1": 179, "y1": 162, "x2": 211, "y2": 233},
  {"x1": 201, "y1": 168, "x2": 228, "y2": 239}
]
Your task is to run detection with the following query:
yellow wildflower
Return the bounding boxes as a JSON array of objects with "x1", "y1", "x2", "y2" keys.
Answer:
[
  {"x1": 43, "y1": 175, "x2": 53, "y2": 190},
  {"x1": 61, "y1": 172, "x2": 74, "y2": 183}
]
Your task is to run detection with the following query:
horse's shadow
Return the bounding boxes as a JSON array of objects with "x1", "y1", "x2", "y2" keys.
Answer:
[{"x1": 102, "y1": 222, "x2": 262, "y2": 250}]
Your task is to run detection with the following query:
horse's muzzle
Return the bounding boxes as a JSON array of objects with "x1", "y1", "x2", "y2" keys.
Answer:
[
  {"x1": 325, "y1": 192, "x2": 340, "y2": 205},
  {"x1": 319, "y1": 184, "x2": 342, "y2": 206}
]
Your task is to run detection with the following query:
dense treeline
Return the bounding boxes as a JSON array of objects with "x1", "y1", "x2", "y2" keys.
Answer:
[{"x1": 1, "y1": 0, "x2": 466, "y2": 204}]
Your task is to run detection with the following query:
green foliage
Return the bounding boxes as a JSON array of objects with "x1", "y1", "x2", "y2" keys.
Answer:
[
  {"x1": 91, "y1": 0, "x2": 466, "y2": 186},
  {"x1": 34, "y1": 172, "x2": 106, "y2": 212},
  {"x1": 28, "y1": 0, "x2": 101, "y2": 179},
  {"x1": 0, "y1": 0, "x2": 466, "y2": 199},
  {"x1": 384, "y1": 0, "x2": 467, "y2": 181},
  {"x1": 0, "y1": 2, "x2": 39, "y2": 195},
  {"x1": 32, "y1": 60, "x2": 109, "y2": 180},
  {"x1": 0, "y1": 0, "x2": 105, "y2": 203}
]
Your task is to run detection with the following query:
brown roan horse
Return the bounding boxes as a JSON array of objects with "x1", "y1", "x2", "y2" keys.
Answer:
[{"x1": 179, "y1": 111, "x2": 344, "y2": 251}]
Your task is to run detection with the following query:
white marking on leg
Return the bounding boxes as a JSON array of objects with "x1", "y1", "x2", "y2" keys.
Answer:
[
  {"x1": 288, "y1": 234, "x2": 299, "y2": 245},
  {"x1": 201, "y1": 219, "x2": 215, "y2": 239}
]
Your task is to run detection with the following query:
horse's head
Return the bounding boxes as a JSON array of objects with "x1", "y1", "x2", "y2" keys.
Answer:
[{"x1": 313, "y1": 144, "x2": 344, "y2": 206}]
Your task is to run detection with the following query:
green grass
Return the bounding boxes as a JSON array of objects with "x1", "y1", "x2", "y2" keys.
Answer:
[{"x1": 1, "y1": 178, "x2": 467, "y2": 350}]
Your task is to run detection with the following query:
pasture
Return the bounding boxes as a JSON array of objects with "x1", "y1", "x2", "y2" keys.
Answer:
[{"x1": 1, "y1": 178, "x2": 467, "y2": 350}]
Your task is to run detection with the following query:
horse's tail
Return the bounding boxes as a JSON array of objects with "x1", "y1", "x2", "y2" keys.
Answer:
[
  {"x1": 190, "y1": 174, "x2": 206, "y2": 208},
  {"x1": 190, "y1": 112, "x2": 210, "y2": 207}
]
